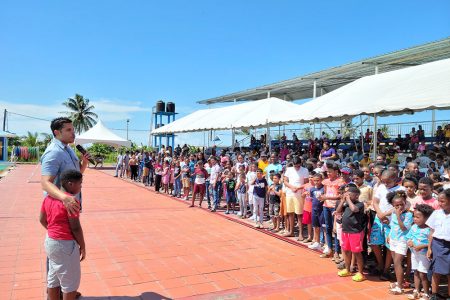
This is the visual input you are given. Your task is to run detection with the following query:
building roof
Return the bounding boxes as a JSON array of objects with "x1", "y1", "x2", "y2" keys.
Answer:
[{"x1": 197, "y1": 37, "x2": 450, "y2": 105}]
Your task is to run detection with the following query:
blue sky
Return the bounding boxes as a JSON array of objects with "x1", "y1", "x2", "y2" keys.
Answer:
[{"x1": 1, "y1": 0, "x2": 449, "y2": 146}]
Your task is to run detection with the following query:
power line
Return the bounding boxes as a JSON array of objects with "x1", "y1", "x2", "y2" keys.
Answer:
[
  {"x1": 7, "y1": 111, "x2": 51, "y2": 122},
  {"x1": 6, "y1": 110, "x2": 151, "y2": 132},
  {"x1": 111, "y1": 128, "x2": 150, "y2": 132}
]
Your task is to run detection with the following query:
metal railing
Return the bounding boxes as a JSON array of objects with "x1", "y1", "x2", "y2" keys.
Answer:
[{"x1": 236, "y1": 119, "x2": 449, "y2": 147}]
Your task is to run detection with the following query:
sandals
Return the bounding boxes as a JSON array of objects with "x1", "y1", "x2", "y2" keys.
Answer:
[
  {"x1": 389, "y1": 283, "x2": 403, "y2": 295},
  {"x1": 408, "y1": 290, "x2": 420, "y2": 300}
]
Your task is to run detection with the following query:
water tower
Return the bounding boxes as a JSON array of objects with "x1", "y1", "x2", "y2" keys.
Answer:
[{"x1": 152, "y1": 100, "x2": 177, "y2": 152}]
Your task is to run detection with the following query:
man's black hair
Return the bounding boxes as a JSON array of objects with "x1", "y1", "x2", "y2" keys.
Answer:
[
  {"x1": 50, "y1": 117, "x2": 72, "y2": 137},
  {"x1": 60, "y1": 169, "x2": 83, "y2": 188},
  {"x1": 418, "y1": 177, "x2": 433, "y2": 186},
  {"x1": 353, "y1": 169, "x2": 364, "y2": 178},
  {"x1": 292, "y1": 156, "x2": 302, "y2": 165}
]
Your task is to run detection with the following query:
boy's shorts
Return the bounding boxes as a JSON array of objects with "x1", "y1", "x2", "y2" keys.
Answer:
[
  {"x1": 226, "y1": 192, "x2": 236, "y2": 203},
  {"x1": 182, "y1": 178, "x2": 190, "y2": 188},
  {"x1": 389, "y1": 239, "x2": 408, "y2": 255},
  {"x1": 45, "y1": 237, "x2": 81, "y2": 293},
  {"x1": 269, "y1": 202, "x2": 280, "y2": 217},
  {"x1": 369, "y1": 216, "x2": 391, "y2": 249},
  {"x1": 302, "y1": 210, "x2": 311, "y2": 224},
  {"x1": 286, "y1": 195, "x2": 303, "y2": 214},
  {"x1": 341, "y1": 231, "x2": 364, "y2": 253},
  {"x1": 311, "y1": 208, "x2": 323, "y2": 228}
]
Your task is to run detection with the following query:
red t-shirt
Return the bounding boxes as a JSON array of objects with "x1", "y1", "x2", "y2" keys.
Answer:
[{"x1": 41, "y1": 195, "x2": 79, "y2": 240}]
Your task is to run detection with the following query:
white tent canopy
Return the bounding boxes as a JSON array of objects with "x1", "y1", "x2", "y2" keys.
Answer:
[
  {"x1": 74, "y1": 120, "x2": 131, "y2": 147},
  {"x1": 271, "y1": 58, "x2": 450, "y2": 124},
  {"x1": 151, "y1": 97, "x2": 302, "y2": 134}
]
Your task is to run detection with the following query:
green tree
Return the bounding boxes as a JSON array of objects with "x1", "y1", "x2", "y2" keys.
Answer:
[
  {"x1": 62, "y1": 94, "x2": 98, "y2": 134},
  {"x1": 21, "y1": 131, "x2": 40, "y2": 147},
  {"x1": 88, "y1": 143, "x2": 115, "y2": 156},
  {"x1": 40, "y1": 132, "x2": 53, "y2": 148},
  {"x1": 301, "y1": 126, "x2": 315, "y2": 140}
]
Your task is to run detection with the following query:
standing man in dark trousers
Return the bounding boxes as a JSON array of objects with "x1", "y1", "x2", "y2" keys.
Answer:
[{"x1": 41, "y1": 117, "x2": 91, "y2": 299}]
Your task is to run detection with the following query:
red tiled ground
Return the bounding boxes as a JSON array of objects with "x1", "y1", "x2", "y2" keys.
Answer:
[{"x1": 0, "y1": 165, "x2": 404, "y2": 299}]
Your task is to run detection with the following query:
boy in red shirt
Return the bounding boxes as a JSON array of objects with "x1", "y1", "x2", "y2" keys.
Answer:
[{"x1": 40, "y1": 170, "x2": 86, "y2": 300}]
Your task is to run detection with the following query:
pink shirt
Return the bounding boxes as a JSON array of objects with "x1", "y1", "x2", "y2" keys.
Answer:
[
  {"x1": 41, "y1": 195, "x2": 79, "y2": 240},
  {"x1": 322, "y1": 178, "x2": 344, "y2": 208},
  {"x1": 421, "y1": 197, "x2": 440, "y2": 210}
]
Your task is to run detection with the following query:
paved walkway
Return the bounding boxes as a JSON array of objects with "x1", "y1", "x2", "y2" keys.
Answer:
[{"x1": 0, "y1": 165, "x2": 401, "y2": 299}]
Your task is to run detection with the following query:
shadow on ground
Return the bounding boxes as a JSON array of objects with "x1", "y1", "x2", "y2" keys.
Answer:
[{"x1": 81, "y1": 292, "x2": 172, "y2": 300}]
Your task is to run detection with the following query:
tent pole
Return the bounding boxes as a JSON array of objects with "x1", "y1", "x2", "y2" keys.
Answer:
[
  {"x1": 431, "y1": 110, "x2": 436, "y2": 137},
  {"x1": 360, "y1": 115, "x2": 364, "y2": 153},
  {"x1": 266, "y1": 120, "x2": 271, "y2": 152},
  {"x1": 231, "y1": 128, "x2": 235, "y2": 149},
  {"x1": 313, "y1": 80, "x2": 317, "y2": 99},
  {"x1": 372, "y1": 114, "x2": 378, "y2": 161}
]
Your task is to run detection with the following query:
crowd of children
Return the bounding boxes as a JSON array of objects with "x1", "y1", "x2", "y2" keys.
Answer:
[{"x1": 111, "y1": 134, "x2": 449, "y2": 300}]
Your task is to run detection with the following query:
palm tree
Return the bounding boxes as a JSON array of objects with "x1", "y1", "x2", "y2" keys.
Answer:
[
  {"x1": 40, "y1": 132, "x2": 53, "y2": 148},
  {"x1": 62, "y1": 94, "x2": 98, "y2": 134},
  {"x1": 21, "y1": 131, "x2": 39, "y2": 147}
]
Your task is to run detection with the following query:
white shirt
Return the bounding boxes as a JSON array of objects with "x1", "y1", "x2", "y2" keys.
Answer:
[
  {"x1": 209, "y1": 164, "x2": 222, "y2": 184},
  {"x1": 374, "y1": 184, "x2": 405, "y2": 215},
  {"x1": 284, "y1": 166, "x2": 309, "y2": 197},
  {"x1": 426, "y1": 209, "x2": 450, "y2": 241},
  {"x1": 246, "y1": 171, "x2": 257, "y2": 193}
]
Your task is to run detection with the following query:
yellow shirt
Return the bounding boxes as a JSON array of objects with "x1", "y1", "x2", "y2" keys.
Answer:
[
  {"x1": 359, "y1": 158, "x2": 372, "y2": 168},
  {"x1": 258, "y1": 160, "x2": 269, "y2": 174},
  {"x1": 445, "y1": 128, "x2": 450, "y2": 138}
]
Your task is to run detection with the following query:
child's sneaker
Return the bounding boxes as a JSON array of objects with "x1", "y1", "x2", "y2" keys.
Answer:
[
  {"x1": 254, "y1": 223, "x2": 261, "y2": 228},
  {"x1": 337, "y1": 269, "x2": 352, "y2": 277},
  {"x1": 308, "y1": 242, "x2": 321, "y2": 250},
  {"x1": 352, "y1": 272, "x2": 365, "y2": 282},
  {"x1": 225, "y1": 210, "x2": 230, "y2": 214}
]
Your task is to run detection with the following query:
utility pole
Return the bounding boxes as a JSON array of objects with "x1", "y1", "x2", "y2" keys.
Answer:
[
  {"x1": 126, "y1": 119, "x2": 130, "y2": 140},
  {"x1": 2, "y1": 109, "x2": 6, "y2": 131}
]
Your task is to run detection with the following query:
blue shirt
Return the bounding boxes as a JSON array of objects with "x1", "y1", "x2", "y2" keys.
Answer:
[
  {"x1": 253, "y1": 177, "x2": 267, "y2": 198},
  {"x1": 41, "y1": 139, "x2": 81, "y2": 201},
  {"x1": 310, "y1": 186, "x2": 325, "y2": 210},
  {"x1": 405, "y1": 224, "x2": 430, "y2": 254},
  {"x1": 264, "y1": 163, "x2": 283, "y2": 186},
  {"x1": 389, "y1": 211, "x2": 413, "y2": 242}
]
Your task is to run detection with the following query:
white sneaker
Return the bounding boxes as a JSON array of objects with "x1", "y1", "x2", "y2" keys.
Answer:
[
  {"x1": 308, "y1": 242, "x2": 321, "y2": 250},
  {"x1": 322, "y1": 246, "x2": 330, "y2": 254}
]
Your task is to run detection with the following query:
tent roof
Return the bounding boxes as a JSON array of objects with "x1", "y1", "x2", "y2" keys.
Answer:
[
  {"x1": 197, "y1": 37, "x2": 450, "y2": 105},
  {"x1": 270, "y1": 58, "x2": 450, "y2": 124},
  {"x1": 0, "y1": 130, "x2": 17, "y2": 138},
  {"x1": 151, "y1": 97, "x2": 301, "y2": 134},
  {"x1": 74, "y1": 120, "x2": 132, "y2": 147}
]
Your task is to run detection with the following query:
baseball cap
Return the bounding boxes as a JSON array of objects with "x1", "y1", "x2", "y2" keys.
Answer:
[{"x1": 340, "y1": 167, "x2": 352, "y2": 175}]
